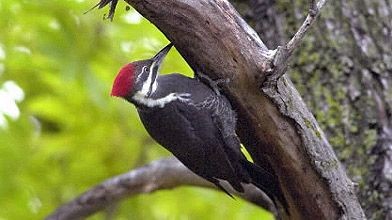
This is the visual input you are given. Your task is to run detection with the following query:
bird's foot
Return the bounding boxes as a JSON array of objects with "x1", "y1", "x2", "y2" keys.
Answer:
[
  {"x1": 173, "y1": 93, "x2": 192, "y2": 103},
  {"x1": 195, "y1": 70, "x2": 229, "y2": 96}
]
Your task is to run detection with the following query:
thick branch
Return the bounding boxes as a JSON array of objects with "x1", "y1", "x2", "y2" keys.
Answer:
[{"x1": 46, "y1": 157, "x2": 275, "y2": 220}]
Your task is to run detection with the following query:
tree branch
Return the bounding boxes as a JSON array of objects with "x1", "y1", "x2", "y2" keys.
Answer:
[
  {"x1": 45, "y1": 157, "x2": 276, "y2": 220},
  {"x1": 269, "y1": 0, "x2": 330, "y2": 79}
]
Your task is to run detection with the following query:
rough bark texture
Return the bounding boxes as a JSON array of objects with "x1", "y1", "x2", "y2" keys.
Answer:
[
  {"x1": 119, "y1": 0, "x2": 364, "y2": 219},
  {"x1": 231, "y1": 0, "x2": 391, "y2": 219}
]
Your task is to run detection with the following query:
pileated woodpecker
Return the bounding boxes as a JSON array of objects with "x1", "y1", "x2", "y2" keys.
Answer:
[{"x1": 111, "y1": 43, "x2": 282, "y2": 203}]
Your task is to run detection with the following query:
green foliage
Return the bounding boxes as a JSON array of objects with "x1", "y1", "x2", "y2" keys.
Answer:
[{"x1": 0, "y1": 1, "x2": 272, "y2": 219}]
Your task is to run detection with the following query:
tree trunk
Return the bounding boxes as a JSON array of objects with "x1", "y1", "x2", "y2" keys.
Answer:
[
  {"x1": 231, "y1": 0, "x2": 391, "y2": 219},
  {"x1": 118, "y1": 0, "x2": 365, "y2": 219}
]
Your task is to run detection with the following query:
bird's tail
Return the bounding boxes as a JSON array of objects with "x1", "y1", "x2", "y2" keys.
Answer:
[{"x1": 240, "y1": 160, "x2": 288, "y2": 210}]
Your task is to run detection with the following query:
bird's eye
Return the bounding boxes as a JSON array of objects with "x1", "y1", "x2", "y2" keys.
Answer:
[{"x1": 136, "y1": 66, "x2": 148, "y2": 83}]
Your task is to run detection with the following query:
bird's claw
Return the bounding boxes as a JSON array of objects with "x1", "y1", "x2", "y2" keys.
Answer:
[
  {"x1": 175, "y1": 93, "x2": 191, "y2": 103},
  {"x1": 195, "y1": 70, "x2": 229, "y2": 96}
]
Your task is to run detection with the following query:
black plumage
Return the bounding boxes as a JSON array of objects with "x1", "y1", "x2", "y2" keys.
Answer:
[
  {"x1": 111, "y1": 44, "x2": 284, "y2": 205},
  {"x1": 137, "y1": 74, "x2": 247, "y2": 193}
]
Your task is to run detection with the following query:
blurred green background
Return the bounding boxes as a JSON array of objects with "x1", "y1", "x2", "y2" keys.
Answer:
[{"x1": 0, "y1": 0, "x2": 272, "y2": 219}]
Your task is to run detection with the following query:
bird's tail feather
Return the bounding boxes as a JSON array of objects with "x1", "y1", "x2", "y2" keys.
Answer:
[
  {"x1": 240, "y1": 160, "x2": 288, "y2": 210},
  {"x1": 209, "y1": 178, "x2": 236, "y2": 198}
]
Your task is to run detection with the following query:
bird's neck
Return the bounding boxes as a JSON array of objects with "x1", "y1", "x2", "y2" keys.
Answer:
[{"x1": 130, "y1": 89, "x2": 181, "y2": 109}]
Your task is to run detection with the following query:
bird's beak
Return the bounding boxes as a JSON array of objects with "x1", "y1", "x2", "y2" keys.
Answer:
[
  {"x1": 152, "y1": 43, "x2": 173, "y2": 67},
  {"x1": 144, "y1": 43, "x2": 173, "y2": 97}
]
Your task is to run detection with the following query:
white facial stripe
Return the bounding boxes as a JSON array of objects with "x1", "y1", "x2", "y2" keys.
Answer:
[
  {"x1": 140, "y1": 62, "x2": 156, "y2": 96},
  {"x1": 151, "y1": 80, "x2": 158, "y2": 94},
  {"x1": 132, "y1": 91, "x2": 191, "y2": 108},
  {"x1": 136, "y1": 66, "x2": 148, "y2": 83}
]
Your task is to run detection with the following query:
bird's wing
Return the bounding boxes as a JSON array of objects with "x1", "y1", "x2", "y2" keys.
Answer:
[
  {"x1": 172, "y1": 102, "x2": 245, "y2": 192},
  {"x1": 196, "y1": 96, "x2": 286, "y2": 205},
  {"x1": 194, "y1": 95, "x2": 244, "y2": 158}
]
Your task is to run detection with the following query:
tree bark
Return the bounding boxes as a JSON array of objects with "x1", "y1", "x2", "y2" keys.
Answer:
[
  {"x1": 115, "y1": 0, "x2": 365, "y2": 219},
  {"x1": 231, "y1": 0, "x2": 391, "y2": 219}
]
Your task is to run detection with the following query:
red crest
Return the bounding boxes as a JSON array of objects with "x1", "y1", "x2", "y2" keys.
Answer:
[{"x1": 111, "y1": 63, "x2": 135, "y2": 97}]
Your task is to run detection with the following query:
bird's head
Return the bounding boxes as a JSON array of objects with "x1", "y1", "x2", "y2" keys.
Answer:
[{"x1": 111, "y1": 43, "x2": 173, "y2": 99}]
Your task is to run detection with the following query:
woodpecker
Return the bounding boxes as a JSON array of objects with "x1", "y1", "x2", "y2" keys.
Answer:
[{"x1": 111, "y1": 43, "x2": 282, "y2": 202}]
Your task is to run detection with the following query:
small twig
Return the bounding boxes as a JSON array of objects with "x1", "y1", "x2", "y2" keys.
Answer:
[
  {"x1": 309, "y1": 0, "x2": 318, "y2": 16},
  {"x1": 269, "y1": 0, "x2": 330, "y2": 79},
  {"x1": 46, "y1": 157, "x2": 275, "y2": 220},
  {"x1": 286, "y1": 0, "x2": 328, "y2": 54}
]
